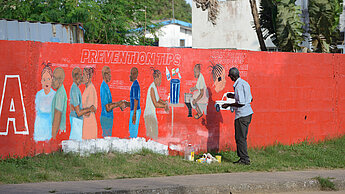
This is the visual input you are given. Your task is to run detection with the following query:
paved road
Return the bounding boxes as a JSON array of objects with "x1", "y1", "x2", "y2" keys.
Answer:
[
  {"x1": 0, "y1": 169, "x2": 344, "y2": 193},
  {"x1": 276, "y1": 191, "x2": 345, "y2": 194}
]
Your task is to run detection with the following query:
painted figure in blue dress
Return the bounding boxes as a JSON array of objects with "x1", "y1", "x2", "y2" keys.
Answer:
[{"x1": 34, "y1": 63, "x2": 56, "y2": 142}]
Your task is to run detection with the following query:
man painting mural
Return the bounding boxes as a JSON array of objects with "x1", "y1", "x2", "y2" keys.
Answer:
[
  {"x1": 100, "y1": 66, "x2": 124, "y2": 137},
  {"x1": 190, "y1": 64, "x2": 209, "y2": 119},
  {"x1": 51, "y1": 67, "x2": 67, "y2": 139},
  {"x1": 123, "y1": 67, "x2": 141, "y2": 138},
  {"x1": 69, "y1": 67, "x2": 94, "y2": 141},
  {"x1": 222, "y1": 67, "x2": 253, "y2": 165}
]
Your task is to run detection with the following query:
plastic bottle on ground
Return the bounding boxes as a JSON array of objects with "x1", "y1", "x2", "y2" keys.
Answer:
[{"x1": 184, "y1": 144, "x2": 194, "y2": 161}]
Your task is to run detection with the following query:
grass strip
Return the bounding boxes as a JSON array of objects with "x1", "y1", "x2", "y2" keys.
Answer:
[
  {"x1": 314, "y1": 176, "x2": 337, "y2": 191},
  {"x1": 0, "y1": 135, "x2": 344, "y2": 184}
]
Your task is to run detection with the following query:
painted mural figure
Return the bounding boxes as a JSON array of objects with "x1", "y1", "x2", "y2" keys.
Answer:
[
  {"x1": 190, "y1": 64, "x2": 209, "y2": 119},
  {"x1": 222, "y1": 67, "x2": 253, "y2": 165},
  {"x1": 123, "y1": 67, "x2": 141, "y2": 138},
  {"x1": 34, "y1": 63, "x2": 56, "y2": 142},
  {"x1": 51, "y1": 67, "x2": 67, "y2": 139},
  {"x1": 82, "y1": 67, "x2": 98, "y2": 139},
  {"x1": 211, "y1": 63, "x2": 226, "y2": 93},
  {"x1": 144, "y1": 68, "x2": 169, "y2": 140},
  {"x1": 69, "y1": 67, "x2": 95, "y2": 141},
  {"x1": 100, "y1": 66, "x2": 125, "y2": 137}
]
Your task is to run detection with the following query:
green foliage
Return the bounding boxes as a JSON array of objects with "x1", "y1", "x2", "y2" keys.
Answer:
[
  {"x1": 0, "y1": 0, "x2": 191, "y2": 45},
  {"x1": 260, "y1": 0, "x2": 304, "y2": 52},
  {"x1": 276, "y1": 0, "x2": 304, "y2": 52},
  {"x1": 260, "y1": 0, "x2": 343, "y2": 53},
  {"x1": 150, "y1": 0, "x2": 191, "y2": 23},
  {"x1": 308, "y1": 0, "x2": 342, "y2": 53},
  {"x1": 259, "y1": 0, "x2": 278, "y2": 40}
]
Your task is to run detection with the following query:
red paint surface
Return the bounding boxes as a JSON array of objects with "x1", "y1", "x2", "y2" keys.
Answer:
[{"x1": 0, "y1": 40, "x2": 344, "y2": 158}]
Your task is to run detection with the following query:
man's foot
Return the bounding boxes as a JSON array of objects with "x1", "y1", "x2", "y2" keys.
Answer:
[
  {"x1": 233, "y1": 159, "x2": 241, "y2": 164},
  {"x1": 233, "y1": 159, "x2": 250, "y2": 165}
]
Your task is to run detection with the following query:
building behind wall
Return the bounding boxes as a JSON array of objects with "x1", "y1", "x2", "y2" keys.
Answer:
[
  {"x1": 0, "y1": 19, "x2": 84, "y2": 43},
  {"x1": 146, "y1": 19, "x2": 192, "y2": 48}
]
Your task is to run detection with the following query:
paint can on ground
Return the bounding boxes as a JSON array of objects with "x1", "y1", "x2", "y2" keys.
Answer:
[
  {"x1": 216, "y1": 155, "x2": 222, "y2": 163},
  {"x1": 170, "y1": 79, "x2": 180, "y2": 104}
]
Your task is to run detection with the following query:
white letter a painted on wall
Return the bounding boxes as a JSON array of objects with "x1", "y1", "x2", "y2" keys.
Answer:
[{"x1": 0, "y1": 75, "x2": 29, "y2": 135}]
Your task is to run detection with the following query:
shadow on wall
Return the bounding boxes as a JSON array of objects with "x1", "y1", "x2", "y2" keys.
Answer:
[{"x1": 202, "y1": 87, "x2": 223, "y2": 152}]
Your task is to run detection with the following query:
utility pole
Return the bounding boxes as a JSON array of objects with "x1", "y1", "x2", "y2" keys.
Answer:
[
  {"x1": 301, "y1": 0, "x2": 312, "y2": 51},
  {"x1": 144, "y1": 6, "x2": 147, "y2": 45},
  {"x1": 137, "y1": 8, "x2": 147, "y2": 45},
  {"x1": 172, "y1": 0, "x2": 175, "y2": 22}
]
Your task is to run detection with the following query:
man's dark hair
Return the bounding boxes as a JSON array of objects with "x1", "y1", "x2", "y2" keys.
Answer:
[
  {"x1": 228, "y1": 67, "x2": 240, "y2": 79},
  {"x1": 194, "y1": 64, "x2": 201, "y2": 71},
  {"x1": 131, "y1": 67, "x2": 139, "y2": 79},
  {"x1": 72, "y1": 67, "x2": 81, "y2": 80}
]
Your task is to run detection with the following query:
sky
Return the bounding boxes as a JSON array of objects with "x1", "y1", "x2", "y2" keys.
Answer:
[{"x1": 185, "y1": 0, "x2": 192, "y2": 6}]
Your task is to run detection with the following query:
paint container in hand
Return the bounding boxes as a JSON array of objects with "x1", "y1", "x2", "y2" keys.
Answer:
[{"x1": 170, "y1": 79, "x2": 180, "y2": 104}]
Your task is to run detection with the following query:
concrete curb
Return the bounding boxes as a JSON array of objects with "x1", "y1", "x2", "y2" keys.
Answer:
[
  {"x1": 0, "y1": 169, "x2": 344, "y2": 193},
  {"x1": 96, "y1": 178, "x2": 345, "y2": 194}
]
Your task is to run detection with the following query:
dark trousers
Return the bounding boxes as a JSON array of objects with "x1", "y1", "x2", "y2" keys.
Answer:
[{"x1": 234, "y1": 114, "x2": 252, "y2": 162}]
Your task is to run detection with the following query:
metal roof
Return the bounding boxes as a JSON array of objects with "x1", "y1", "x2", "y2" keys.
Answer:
[{"x1": 0, "y1": 19, "x2": 84, "y2": 43}]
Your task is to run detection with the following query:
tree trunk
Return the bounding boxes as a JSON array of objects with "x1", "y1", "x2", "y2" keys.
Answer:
[{"x1": 249, "y1": 0, "x2": 267, "y2": 51}]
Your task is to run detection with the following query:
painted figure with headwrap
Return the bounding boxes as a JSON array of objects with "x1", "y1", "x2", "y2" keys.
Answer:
[
  {"x1": 81, "y1": 66, "x2": 98, "y2": 139},
  {"x1": 34, "y1": 62, "x2": 56, "y2": 141}
]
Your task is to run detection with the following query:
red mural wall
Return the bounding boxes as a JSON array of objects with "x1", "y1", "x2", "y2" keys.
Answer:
[{"x1": 0, "y1": 40, "x2": 344, "y2": 158}]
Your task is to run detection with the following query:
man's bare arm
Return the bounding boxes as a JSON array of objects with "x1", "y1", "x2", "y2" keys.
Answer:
[
  {"x1": 52, "y1": 109, "x2": 62, "y2": 139},
  {"x1": 222, "y1": 102, "x2": 244, "y2": 109},
  {"x1": 132, "y1": 99, "x2": 138, "y2": 124},
  {"x1": 106, "y1": 101, "x2": 124, "y2": 112},
  {"x1": 72, "y1": 105, "x2": 91, "y2": 117}
]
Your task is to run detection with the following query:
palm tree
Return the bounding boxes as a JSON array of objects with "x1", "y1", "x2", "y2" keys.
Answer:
[{"x1": 249, "y1": 0, "x2": 267, "y2": 51}]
